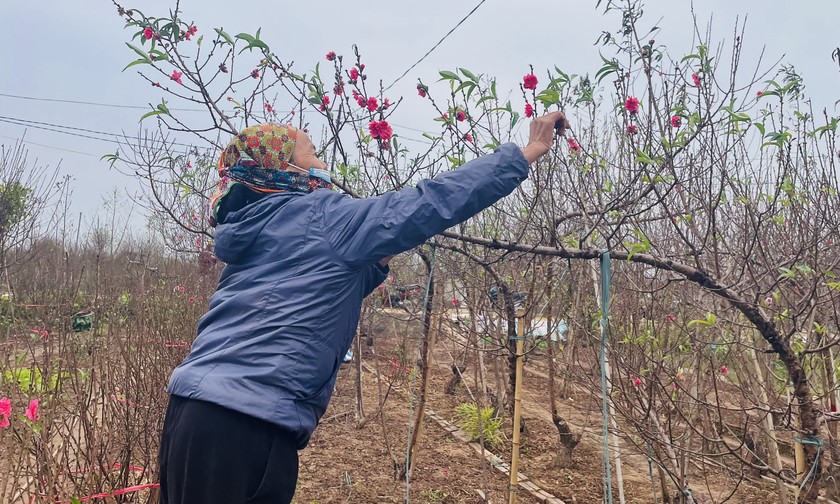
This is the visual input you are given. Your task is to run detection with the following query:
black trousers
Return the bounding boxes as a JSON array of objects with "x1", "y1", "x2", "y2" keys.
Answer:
[{"x1": 159, "y1": 395, "x2": 299, "y2": 504}]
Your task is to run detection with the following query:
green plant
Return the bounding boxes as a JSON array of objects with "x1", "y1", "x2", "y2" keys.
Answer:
[
  {"x1": 425, "y1": 488, "x2": 449, "y2": 502},
  {"x1": 3, "y1": 368, "x2": 71, "y2": 393},
  {"x1": 454, "y1": 403, "x2": 503, "y2": 445}
]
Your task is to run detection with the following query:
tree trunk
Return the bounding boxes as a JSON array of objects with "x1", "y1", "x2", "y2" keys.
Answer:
[
  {"x1": 468, "y1": 295, "x2": 490, "y2": 404},
  {"x1": 406, "y1": 250, "x2": 436, "y2": 480},
  {"x1": 444, "y1": 364, "x2": 465, "y2": 395},
  {"x1": 553, "y1": 414, "x2": 581, "y2": 468}
]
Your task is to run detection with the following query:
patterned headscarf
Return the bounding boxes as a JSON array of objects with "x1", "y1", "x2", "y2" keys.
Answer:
[{"x1": 209, "y1": 123, "x2": 333, "y2": 226}]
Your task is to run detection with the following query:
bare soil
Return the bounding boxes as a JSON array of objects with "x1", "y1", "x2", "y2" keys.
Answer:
[{"x1": 296, "y1": 310, "x2": 780, "y2": 504}]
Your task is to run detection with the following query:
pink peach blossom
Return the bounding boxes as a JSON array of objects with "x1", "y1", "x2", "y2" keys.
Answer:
[{"x1": 25, "y1": 399, "x2": 39, "y2": 422}]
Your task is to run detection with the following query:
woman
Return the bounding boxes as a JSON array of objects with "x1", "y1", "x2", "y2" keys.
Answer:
[{"x1": 159, "y1": 111, "x2": 569, "y2": 504}]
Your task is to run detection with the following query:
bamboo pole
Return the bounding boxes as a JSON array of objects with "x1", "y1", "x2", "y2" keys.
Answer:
[
  {"x1": 509, "y1": 310, "x2": 526, "y2": 504},
  {"x1": 828, "y1": 346, "x2": 839, "y2": 444},
  {"x1": 605, "y1": 345, "x2": 626, "y2": 504},
  {"x1": 750, "y1": 347, "x2": 788, "y2": 503},
  {"x1": 786, "y1": 380, "x2": 805, "y2": 496}
]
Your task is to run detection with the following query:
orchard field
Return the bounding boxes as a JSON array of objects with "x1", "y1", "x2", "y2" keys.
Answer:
[{"x1": 2, "y1": 0, "x2": 840, "y2": 502}]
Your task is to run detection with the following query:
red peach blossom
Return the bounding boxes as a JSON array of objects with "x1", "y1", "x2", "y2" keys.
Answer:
[{"x1": 523, "y1": 73, "x2": 538, "y2": 90}]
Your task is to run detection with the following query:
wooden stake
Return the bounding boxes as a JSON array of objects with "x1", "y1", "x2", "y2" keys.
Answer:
[
  {"x1": 509, "y1": 310, "x2": 526, "y2": 504},
  {"x1": 795, "y1": 435, "x2": 806, "y2": 478},
  {"x1": 750, "y1": 346, "x2": 788, "y2": 503},
  {"x1": 408, "y1": 312, "x2": 437, "y2": 479}
]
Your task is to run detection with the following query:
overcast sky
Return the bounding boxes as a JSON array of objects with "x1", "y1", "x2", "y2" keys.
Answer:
[{"x1": 1, "y1": 0, "x2": 838, "y2": 227}]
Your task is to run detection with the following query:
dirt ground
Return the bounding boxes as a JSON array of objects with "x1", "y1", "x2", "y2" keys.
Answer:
[
  {"x1": 297, "y1": 365, "x2": 542, "y2": 504},
  {"x1": 295, "y1": 310, "x2": 779, "y2": 504}
]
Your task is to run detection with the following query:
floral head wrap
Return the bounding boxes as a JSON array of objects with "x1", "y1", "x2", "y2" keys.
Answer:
[{"x1": 209, "y1": 123, "x2": 333, "y2": 226}]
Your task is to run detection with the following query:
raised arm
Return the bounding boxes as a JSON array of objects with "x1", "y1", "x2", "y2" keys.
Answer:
[{"x1": 320, "y1": 111, "x2": 569, "y2": 267}]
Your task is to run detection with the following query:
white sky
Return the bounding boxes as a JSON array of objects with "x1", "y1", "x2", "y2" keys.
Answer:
[{"x1": 1, "y1": 0, "x2": 838, "y2": 226}]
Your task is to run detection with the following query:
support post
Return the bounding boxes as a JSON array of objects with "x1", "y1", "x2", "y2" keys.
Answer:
[{"x1": 509, "y1": 309, "x2": 526, "y2": 504}]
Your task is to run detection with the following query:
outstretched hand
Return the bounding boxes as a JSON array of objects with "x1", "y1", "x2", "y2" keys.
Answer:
[{"x1": 521, "y1": 111, "x2": 571, "y2": 164}]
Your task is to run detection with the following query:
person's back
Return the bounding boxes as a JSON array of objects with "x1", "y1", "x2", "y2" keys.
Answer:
[
  {"x1": 169, "y1": 189, "x2": 388, "y2": 448},
  {"x1": 159, "y1": 113, "x2": 568, "y2": 504}
]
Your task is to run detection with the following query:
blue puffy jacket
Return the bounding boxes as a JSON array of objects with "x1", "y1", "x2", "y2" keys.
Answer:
[{"x1": 167, "y1": 143, "x2": 529, "y2": 448}]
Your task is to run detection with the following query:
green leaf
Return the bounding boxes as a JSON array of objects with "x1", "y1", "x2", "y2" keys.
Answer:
[
  {"x1": 177, "y1": 183, "x2": 193, "y2": 200},
  {"x1": 4, "y1": 368, "x2": 44, "y2": 393},
  {"x1": 459, "y1": 67, "x2": 478, "y2": 82},
  {"x1": 149, "y1": 49, "x2": 168, "y2": 62},
  {"x1": 687, "y1": 312, "x2": 716, "y2": 328},
  {"x1": 553, "y1": 66, "x2": 571, "y2": 84},
  {"x1": 140, "y1": 100, "x2": 170, "y2": 122},
  {"x1": 100, "y1": 152, "x2": 119, "y2": 169},
  {"x1": 623, "y1": 229, "x2": 651, "y2": 259},
  {"x1": 126, "y1": 42, "x2": 152, "y2": 63},
  {"x1": 779, "y1": 267, "x2": 796, "y2": 278},
  {"x1": 235, "y1": 32, "x2": 268, "y2": 52},
  {"x1": 454, "y1": 81, "x2": 475, "y2": 94},
  {"x1": 536, "y1": 89, "x2": 560, "y2": 106},
  {"x1": 438, "y1": 70, "x2": 460, "y2": 81},
  {"x1": 725, "y1": 109, "x2": 751, "y2": 122},
  {"x1": 635, "y1": 149, "x2": 653, "y2": 165},
  {"x1": 510, "y1": 111, "x2": 520, "y2": 129},
  {"x1": 812, "y1": 117, "x2": 839, "y2": 138},
  {"x1": 123, "y1": 58, "x2": 150, "y2": 71},
  {"x1": 215, "y1": 28, "x2": 234, "y2": 45},
  {"x1": 236, "y1": 33, "x2": 257, "y2": 44},
  {"x1": 595, "y1": 55, "x2": 619, "y2": 84},
  {"x1": 159, "y1": 21, "x2": 176, "y2": 38},
  {"x1": 139, "y1": 110, "x2": 165, "y2": 122},
  {"x1": 475, "y1": 95, "x2": 495, "y2": 107},
  {"x1": 196, "y1": 35, "x2": 204, "y2": 46}
]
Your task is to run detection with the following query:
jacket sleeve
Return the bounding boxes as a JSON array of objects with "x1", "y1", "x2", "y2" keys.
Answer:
[
  {"x1": 320, "y1": 143, "x2": 529, "y2": 266},
  {"x1": 362, "y1": 263, "x2": 389, "y2": 298}
]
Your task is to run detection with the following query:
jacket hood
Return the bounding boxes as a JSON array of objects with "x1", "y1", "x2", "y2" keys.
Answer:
[{"x1": 213, "y1": 193, "x2": 296, "y2": 264}]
